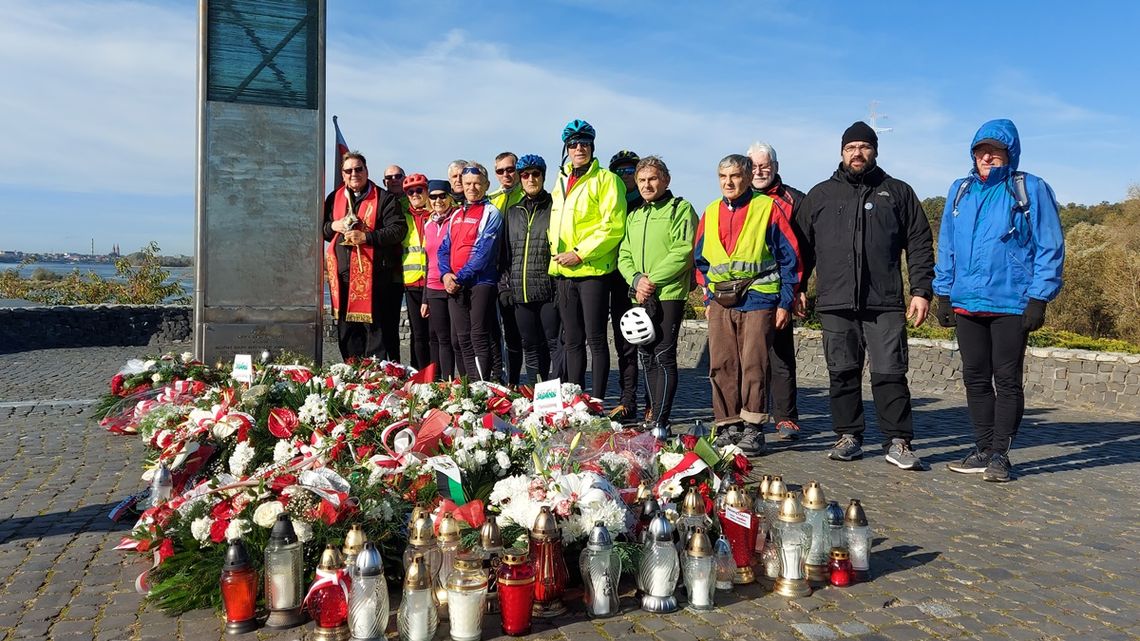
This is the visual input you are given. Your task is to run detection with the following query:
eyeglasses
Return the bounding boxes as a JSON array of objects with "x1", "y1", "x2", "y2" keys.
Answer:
[
  {"x1": 614, "y1": 166, "x2": 635, "y2": 176},
  {"x1": 428, "y1": 193, "x2": 449, "y2": 200},
  {"x1": 342, "y1": 166, "x2": 366, "y2": 174},
  {"x1": 406, "y1": 187, "x2": 425, "y2": 195},
  {"x1": 520, "y1": 170, "x2": 543, "y2": 180},
  {"x1": 384, "y1": 173, "x2": 405, "y2": 181},
  {"x1": 495, "y1": 167, "x2": 516, "y2": 175},
  {"x1": 567, "y1": 141, "x2": 592, "y2": 150},
  {"x1": 842, "y1": 144, "x2": 874, "y2": 153}
]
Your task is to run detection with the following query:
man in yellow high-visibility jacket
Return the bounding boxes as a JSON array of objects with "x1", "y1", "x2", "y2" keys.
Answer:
[{"x1": 694, "y1": 154, "x2": 799, "y2": 456}]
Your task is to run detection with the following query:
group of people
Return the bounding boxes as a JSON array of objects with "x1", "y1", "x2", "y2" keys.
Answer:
[{"x1": 323, "y1": 116, "x2": 1065, "y2": 483}]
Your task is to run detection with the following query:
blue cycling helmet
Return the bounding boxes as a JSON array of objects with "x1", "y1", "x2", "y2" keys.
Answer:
[
  {"x1": 515, "y1": 154, "x2": 547, "y2": 173},
  {"x1": 561, "y1": 119, "x2": 596, "y2": 143}
]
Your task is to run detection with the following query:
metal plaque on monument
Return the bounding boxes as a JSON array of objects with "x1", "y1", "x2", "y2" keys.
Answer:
[{"x1": 195, "y1": 0, "x2": 326, "y2": 364}]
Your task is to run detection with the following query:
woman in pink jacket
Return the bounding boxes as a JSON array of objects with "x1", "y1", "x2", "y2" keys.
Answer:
[{"x1": 422, "y1": 179, "x2": 463, "y2": 379}]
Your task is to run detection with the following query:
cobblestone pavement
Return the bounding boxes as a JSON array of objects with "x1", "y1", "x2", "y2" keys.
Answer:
[{"x1": 1, "y1": 345, "x2": 1138, "y2": 641}]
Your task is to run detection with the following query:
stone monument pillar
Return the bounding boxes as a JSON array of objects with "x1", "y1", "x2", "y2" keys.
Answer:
[{"x1": 194, "y1": 0, "x2": 326, "y2": 364}]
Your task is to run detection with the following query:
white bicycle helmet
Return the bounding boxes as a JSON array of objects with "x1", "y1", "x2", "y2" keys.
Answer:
[{"x1": 620, "y1": 306, "x2": 656, "y2": 345}]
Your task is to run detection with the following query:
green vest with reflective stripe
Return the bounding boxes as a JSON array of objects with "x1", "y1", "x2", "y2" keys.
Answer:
[
  {"x1": 402, "y1": 210, "x2": 427, "y2": 285},
  {"x1": 701, "y1": 196, "x2": 779, "y2": 294}
]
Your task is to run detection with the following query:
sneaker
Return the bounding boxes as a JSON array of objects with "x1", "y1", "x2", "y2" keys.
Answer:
[
  {"x1": 607, "y1": 404, "x2": 638, "y2": 425},
  {"x1": 775, "y1": 420, "x2": 802, "y2": 441},
  {"x1": 983, "y1": 452, "x2": 1012, "y2": 482},
  {"x1": 947, "y1": 449, "x2": 990, "y2": 474},
  {"x1": 885, "y1": 439, "x2": 923, "y2": 470},
  {"x1": 828, "y1": 435, "x2": 863, "y2": 461},
  {"x1": 737, "y1": 424, "x2": 766, "y2": 455},
  {"x1": 712, "y1": 425, "x2": 740, "y2": 448}
]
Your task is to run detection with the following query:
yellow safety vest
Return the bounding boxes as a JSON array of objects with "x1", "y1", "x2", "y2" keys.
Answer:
[
  {"x1": 402, "y1": 210, "x2": 427, "y2": 285},
  {"x1": 701, "y1": 196, "x2": 779, "y2": 294}
]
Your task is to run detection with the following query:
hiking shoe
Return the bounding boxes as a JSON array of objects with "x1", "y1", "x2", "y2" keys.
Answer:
[
  {"x1": 607, "y1": 404, "x2": 638, "y2": 425},
  {"x1": 885, "y1": 439, "x2": 923, "y2": 470},
  {"x1": 947, "y1": 449, "x2": 990, "y2": 474},
  {"x1": 775, "y1": 420, "x2": 802, "y2": 441},
  {"x1": 828, "y1": 435, "x2": 863, "y2": 461},
  {"x1": 737, "y1": 424, "x2": 766, "y2": 455},
  {"x1": 713, "y1": 424, "x2": 744, "y2": 447},
  {"x1": 983, "y1": 452, "x2": 1013, "y2": 482}
]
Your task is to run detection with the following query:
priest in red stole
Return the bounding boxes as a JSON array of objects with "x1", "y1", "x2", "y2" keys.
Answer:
[{"x1": 323, "y1": 151, "x2": 407, "y2": 360}]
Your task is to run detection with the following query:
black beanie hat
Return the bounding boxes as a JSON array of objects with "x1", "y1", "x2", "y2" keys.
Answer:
[{"x1": 841, "y1": 121, "x2": 878, "y2": 150}]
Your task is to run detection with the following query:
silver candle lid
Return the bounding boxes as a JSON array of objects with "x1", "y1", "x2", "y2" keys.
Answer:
[{"x1": 586, "y1": 521, "x2": 613, "y2": 551}]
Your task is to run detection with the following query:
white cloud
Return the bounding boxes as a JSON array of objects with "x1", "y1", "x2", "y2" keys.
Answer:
[{"x1": 0, "y1": 0, "x2": 197, "y2": 196}]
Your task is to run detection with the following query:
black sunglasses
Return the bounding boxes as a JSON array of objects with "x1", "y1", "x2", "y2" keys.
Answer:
[
  {"x1": 343, "y1": 166, "x2": 366, "y2": 174},
  {"x1": 407, "y1": 187, "x2": 425, "y2": 195},
  {"x1": 495, "y1": 167, "x2": 516, "y2": 175},
  {"x1": 384, "y1": 173, "x2": 405, "y2": 181},
  {"x1": 428, "y1": 193, "x2": 449, "y2": 200}
]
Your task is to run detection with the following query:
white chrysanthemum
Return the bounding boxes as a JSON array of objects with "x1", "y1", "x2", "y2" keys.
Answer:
[
  {"x1": 495, "y1": 451, "x2": 511, "y2": 472},
  {"x1": 511, "y1": 397, "x2": 532, "y2": 418},
  {"x1": 292, "y1": 519, "x2": 313, "y2": 543},
  {"x1": 328, "y1": 363, "x2": 353, "y2": 378},
  {"x1": 474, "y1": 450, "x2": 488, "y2": 466},
  {"x1": 190, "y1": 516, "x2": 212, "y2": 543},
  {"x1": 298, "y1": 394, "x2": 328, "y2": 426},
  {"x1": 253, "y1": 501, "x2": 285, "y2": 528},
  {"x1": 658, "y1": 452, "x2": 685, "y2": 472},
  {"x1": 489, "y1": 475, "x2": 531, "y2": 505},
  {"x1": 273, "y1": 440, "x2": 298, "y2": 464},
  {"x1": 180, "y1": 352, "x2": 194, "y2": 363},
  {"x1": 560, "y1": 382, "x2": 582, "y2": 398},
  {"x1": 225, "y1": 518, "x2": 251, "y2": 541},
  {"x1": 578, "y1": 497, "x2": 629, "y2": 536},
  {"x1": 229, "y1": 441, "x2": 256, "y2": 477},
  {"x1": 411, "y1": 383, "x2": 438, "y2": 405},
  {"x1": 151, "y1": 373, "x2": 163, "y2": 384}
]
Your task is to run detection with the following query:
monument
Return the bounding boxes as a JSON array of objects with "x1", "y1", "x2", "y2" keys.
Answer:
[{"x1": 194, "y1": 0, "x2": 326, "y2": 364}]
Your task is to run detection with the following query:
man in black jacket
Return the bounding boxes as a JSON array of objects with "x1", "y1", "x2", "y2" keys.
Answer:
[
  {"x1": 323, "y1": 151, "x2": 407, "y2": 361},
  {"x1": 797, "y1": 122, "x2": 934, "y2": 470},
  {"x1": 749, "y1": 141, "x2": 808, "y2": 441}
]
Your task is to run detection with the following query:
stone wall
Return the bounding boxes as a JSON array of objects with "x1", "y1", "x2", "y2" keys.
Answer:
[
  {"x1": 660, "y1": 322, "x2": 1140, "y2": 416},
  {"x1": 0, "y1": 305, "x2": 193, "y2": 353},
  {"x1": 3, "y1": 306, "x2": 1138, "y2": 416}
]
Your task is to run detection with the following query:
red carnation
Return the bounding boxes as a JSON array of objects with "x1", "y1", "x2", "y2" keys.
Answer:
[
  {"x1": 270, "y1": 474, "x2": 297, "y2": 493},
  {"x1": 209, "y1": 519, "x2": 229, "y2": 543},
  {"x1": 111, "y1": 374, "x2": 125, "y2": 396},
  {"x1": 680, "y1": 434, "x2": 698, "y2": 450},
  {"x1": 267, "y1": 408, "x2": 299, "y2": 438},
  {"x1": 732, "y1": 453, "x2": 752, "y2": 474}
]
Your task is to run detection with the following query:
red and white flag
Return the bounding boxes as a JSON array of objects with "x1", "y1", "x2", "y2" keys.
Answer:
[{"x1": 332, "y1": 115, "x2": 350, "y2": 189}]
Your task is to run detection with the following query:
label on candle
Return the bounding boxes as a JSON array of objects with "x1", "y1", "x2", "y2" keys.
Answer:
[{"x1": 724, "y1": 506, "x2": 751, "y2": 528}]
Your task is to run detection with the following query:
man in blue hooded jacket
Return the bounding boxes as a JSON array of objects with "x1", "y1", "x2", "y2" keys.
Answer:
[{"x1": 934, "y1": 119, "x2": 1065, "y2": 482}]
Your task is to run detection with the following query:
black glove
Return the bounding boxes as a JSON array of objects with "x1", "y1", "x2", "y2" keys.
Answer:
[
  {"x1": 499, "y1": 289, "x2": 515, "y2": 308},
  {"x1": 935, "y1": 295, "x2": 956, "y2": 328},
  {"x1": 1022, "y1": 298, "x2": 1047, "y2": 332}
]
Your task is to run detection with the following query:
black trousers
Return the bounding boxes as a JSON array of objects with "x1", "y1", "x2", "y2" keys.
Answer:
[
  {"x1": 767, "y1": 322, "x2": 799, "y2": 422},
  {"x1": 819, "y1": 309, "x2": 914, "y2": 447},
  {"x1": 495, "y1": 300, "x2": 524, "y2": 386},
  {"x1": 336, "y1": 279, "x2": 403, "y2": 362},
  {"x1": 405, "y1": 287, "x2": 430, "y2": 370},
  {"x1": 449, "y1": 285, "x2": 499, "y2": 382},
  {"x1": 956, "y1": 313, "x2": 1028, "y2": 454},
  {"x1": 514, "y1": 299, "x2": 562, "y2": 384},
  {"x1": 557, "y1": 275, "x2": 612, "y2": 400},
  {"x1": 639, "y1": 299, "x2": 684, "y2": 427},
  {"x1": 426, "y1": 289, "x2": 458, "y2": 379},
  {"x1": 608, "y1": 272, "x2": 639, "y2": 408}
]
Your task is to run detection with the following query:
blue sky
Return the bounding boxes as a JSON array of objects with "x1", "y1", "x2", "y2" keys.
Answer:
[{"x1": 1, "y1": 0, "x2": 1137, "y2": 255}]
